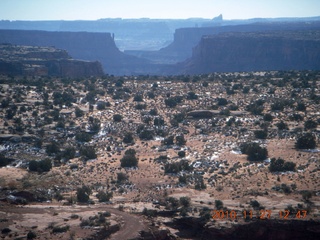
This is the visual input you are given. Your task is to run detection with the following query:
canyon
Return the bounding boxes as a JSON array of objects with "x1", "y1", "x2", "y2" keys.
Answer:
[
  {"x1": 178, "y1": 30, "x2": 320, "y2": 74},
  {"x1": 1, "y1": 18, "x2": 320, "y2": 75}
]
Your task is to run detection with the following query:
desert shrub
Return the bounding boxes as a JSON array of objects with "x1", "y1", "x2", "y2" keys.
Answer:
[
  {"x1": 202, "y1": 81, "x2": 209, "y2": 87},
  {"x1": 246, "y1": 101, "x2": 264, "y2": 115},
  {"x1": 178, "y1": 151, "x2": 186, "y2": 158},
  {"x1": 165, "y1": 97, "x2": 178, "y2": 108},
  {"x1": 269, "y1": 158, "x2": 296, "y2": 172},
  {"x1": 120, "y1": 149, "x2": 138, "y2": 168},
  {"x1": 77, "y1": 185, "x2": 92, "y2": 203},
  {"x1": 80, "y1": 146, "x2": 97, "y2": 161},
  {"x1": 166, "y1": 197, "x2": 180, "y2": 210},
  {"x1": 217, "y1": 98, "x2": 228, "y2": 106},
  {"x1": 133, "y1": 94, "x2": 143, "y2": 102},
  {"x1": 215, "y1": 200, "x2": 224, "y2": 210},
  {"x1": 46, "y1": 141, "x2": 60, "y2": 156},
  {"x1": 228, "y1": 104, "x2": 239, "y2": 111},
  {"x1": 271, "y1": 99, "x2": 293, "y2": 111},
  {"x1": 55, "y1": 120, "x2": 65, "y2": 129},
  {"x1": 29, "y1": 159, "x2": 52, "y2": 173},
  {"x1": 163, "y1": 136, "x2": 174, "y2": 146},
  {"x1": 88, "y1": 117, "x2": 101, "y2": 132},
  {"x1": 289, "y1": 113, "x2": 304, "y2": 121},
  {"x1": 165, "y1": 160, "x2": 192, "y2": 174},
  {"x1": 0, "y1": 154, "x2": 12, "y2": 167},
  {"x1": 142, "y1": 208, "x2": 157, "y2": 217},
  {"x1": 263, "y1": 113, "x2": 273, "y2": 122},
  {"x1": 27, "y1": 231, "x2": 37, "y2": 239},
  {"x1": 194, "y1": 175, "x2": 206, "y2": 190},
  {"x1": 113, "y1": 114, "x2": 123, "y2": 122},
  {"x1": 135, "y1": 103, "x2": 147, "y2": 110},
  {"x1": 52, "y1": 225, "x2": 69, "y2": 233},
  {"x1": 28, "y1": 160, "x2": 38, "y2": 172},
  {"x1": 176, "y1": 134, "x2": 186, "y2": 146},
  {"x1": 254, "y1": 130, "x2": 268, "y2": 139},
  {"x1": 75, "y1": 107, "x2": 84, "y2": 118},
  {"x1": 70, "y1": 214, "x2": 79, "y2": 219},
  {"x1": 149, "y1": 108, "x2": 158, "y2": 116},
  {"x1": 123, "y1": 132, "x2": 134, "y2": 144},
  {"x1": 295, "y1": 133, "x2": 316, "y2": 149},
  {"x1": 173, "y1": 112, "x2": 185, "y2": 123},
  {"x1": 80, "y1": 219, "x2": 91, "y2": 227},
  {"x1": 304, "y1": 119, "x2": 318, "y2": 130},
  {"x1": 53, "y1": 91, "x2": 75, "y2": 106},
  {"x1": 138, "y1": 129, "x2": 154, "y2": 140},
  {"x1": 276, "y1": 121, "x2": 289, "y2": 130},
  {"x1": 62, "y1": 147, "x2": 76, "y2": 160},
  {"x1": 1, "y1": 228, "x2": 11, "y2": 234},
  {"x1": 199, "y1": 207, "x2": 212, "y2": 223},
  {"x1": 250, "y1": 200, "x2": 261, "y2": 209},
  {"x1": 301, "y1": 190, "x2": 313, "y2": 202},
  {"x1": 187, "y1": 91, "x2": 198, "y2": 100},
  {"x1": 117, "y1": 172, "x2": 129, "y2": 183},
  {"x1": 180, "y1": 197, "x2": 191, "y2": 208},
  {"x1": 96, "y1": 191, "x2": 113, "y2": 202},
  {"x1": 240, "y1": 142, "x2": 268, "y2": 161},
  {"x1": 96, "y1": 101, "x2": 106, "y2": 110},
  {"x1": 281, "y1": 184, "x2": 292, "y2": 194},
  {"x1": 296, "y1": 102, "x2": 306, "y2": 111},
  {"x1": 179, "y1": 174, "x2": 188, "y2": 184},
  {"x1": 154, "y1": 117, "x2": 165, "y2": 126},
  {"x1": 75, "y1": 132, "x2": 92, "y2": 142},
  {"x1": 33, "y1": 139, "x2": 43, "y2": 148},
  {"x1": 54, "y1": 191, "x2": 64, "y2": 201}
]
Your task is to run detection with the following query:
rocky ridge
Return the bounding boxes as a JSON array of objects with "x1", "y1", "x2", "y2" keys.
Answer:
[
  {"x1": 179, "y1": 30, "x2": 320, "y2": 74},
  {"x1": 0, "y1": 30, "x2": 151, "y2": 75},
  {"x1": 0, "y1": 44, "x2": 104, "y2": 77}
]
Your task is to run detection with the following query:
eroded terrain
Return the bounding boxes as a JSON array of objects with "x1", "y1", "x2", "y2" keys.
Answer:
[{"x1": 0, "y1": 71, "x2": 319, "y2": 239}]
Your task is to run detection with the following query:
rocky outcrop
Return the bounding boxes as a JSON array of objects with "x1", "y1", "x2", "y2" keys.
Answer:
[
  {"x1": 0, "y1": 44, "x2": 104, "y2": 77},
  {"x1": 0, "y1": 30, "x2": 151, "y2": 75},
  {"x1": 179, "y1": 30, "x2": 320, "y2": 74},
  {"x1": 154, "y1": 21, "x2": 320, "y2": 64}
]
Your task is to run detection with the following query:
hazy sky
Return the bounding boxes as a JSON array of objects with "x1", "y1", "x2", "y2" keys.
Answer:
[{"x1": 1, "y1": 0, "x2": 319, "y2": 20}]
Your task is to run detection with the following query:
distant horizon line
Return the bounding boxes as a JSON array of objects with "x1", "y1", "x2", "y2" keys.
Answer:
[{"x1": 1, "y1": 15, "x2": 320, "y2": 22}]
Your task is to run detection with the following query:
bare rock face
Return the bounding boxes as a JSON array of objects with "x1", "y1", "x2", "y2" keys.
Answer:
[
  {"x1": 0, "y1": 44, "x2": 104, "y2": 77},
  {"x1": 0, "y1": 29, "x2": 150, "y2": 75},
  {"x1": 156, "y1": 21, "x2": 320, "y2": 65},
  {"x1": 181, "y1": 31, "x2": 320, "y2": 74}
]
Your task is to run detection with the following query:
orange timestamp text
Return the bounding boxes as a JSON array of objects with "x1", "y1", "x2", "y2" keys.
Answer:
[{"x1": 212, "y1": 209, "x2": 308, "y2": 220}]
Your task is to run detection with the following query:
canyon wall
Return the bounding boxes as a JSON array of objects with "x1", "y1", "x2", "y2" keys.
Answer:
[
  {"x1": 0, "y1": 44, "x2": 104, "y2": 77},
  {"x1": 156, "y1": 21, "x2": 320, "y2": 64},
  {"x1": 178, "y1": 31, "x2": 320, "y2": 74},
  {"x1": 0, "y1": 30, "x2": 150, "y2": 75}
]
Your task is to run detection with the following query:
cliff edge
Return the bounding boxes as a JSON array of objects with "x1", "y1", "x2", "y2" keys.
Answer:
[
  {"x1": 0, "y1": 30, "x2": 151, "y2": 75},
  {"x1": 179, "y1": 30, "x2": 320, "y2": 74},
  {"x1": 0, "y1": 44, "x2": 104, "y2": 77}
]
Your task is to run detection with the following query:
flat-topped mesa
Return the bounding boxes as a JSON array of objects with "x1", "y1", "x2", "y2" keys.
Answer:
[
  {"x1": 164, "y1": 21, "x2": 320, "y2": 62},
  {"x1": 0, "y1": 29, "x2": 151, "y2": 75},
  {"x1": 181, "y1": 30, "x2": 320, "y2": 74},
  {"x1": 0, "y1": 44, "x2": 104, "y2": 77}
]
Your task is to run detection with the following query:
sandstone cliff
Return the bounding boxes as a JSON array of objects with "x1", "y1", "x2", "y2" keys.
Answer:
[
  {"x1": 0, "y1": 30, "x2": 150, "y2": 75},
  {"x1": 179, "y1": 30, "x2": 320, "y2": 74},
  {"x1": 0, "y1": 44, "x2": 104, "y2": 77},
  {"x1": 155, "y1": 21, "x2": 320, "y2": 64}
]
